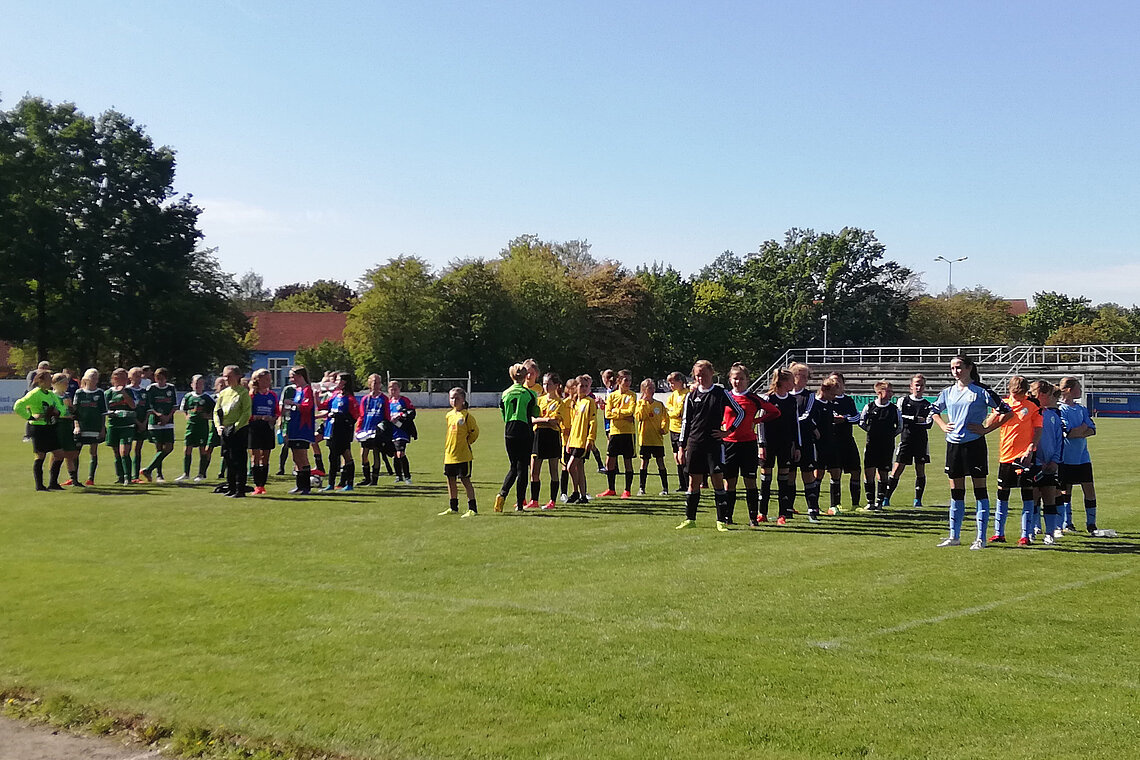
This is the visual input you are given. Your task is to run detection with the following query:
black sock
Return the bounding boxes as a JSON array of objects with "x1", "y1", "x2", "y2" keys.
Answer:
[
  {"x1": 468, "y1": 498, "x2": 478, "y2": 513},
  {"x1": 724, "y1": 490, "x2": 736, "y2": 522},
  {"x1": 830, "y1": 479, "x2": 841, "y2": 508},
  {"x1": 915, "y1": 476, "x2": 926, "y2": 502},
  {"x1": 714, "y1": 490, "x2": 728, "y2": 523},
  {"x1": 624, "y1": 470, "x2": 633, "y2": 494},
  {"x1": 746, "y1": 487, "x2": 759, "y2": 521},
  {"x1": 759, "y1": 475, "x2": 772, "y2": 517},
  {"x1": 341, "y1": 461, "x2": 354, "y2": 487},
  {"x1": 886, "y1": 475, "x2": 900, "y2": 499},
  {"x1": 49, "y1": 459, "x2": 63, "y2": 488},
  {"x1": 864, "y1": 479, "x2": 875, "y2": 506},
  {"x1": 849, "y1": 478, "x2": 861, "y2": 507},
  {"x1": 607, "y1": 470, "x2": 616, "y2": 491},
  {"x1": 805, "y1": 480, "x2": 821, "y2": 512},
  {"x1": 560, "y1": 470, "x2": 569, "y2": 496},
  {"x1": 549, "y1": 479, "x2": 558, "y2": 504},
  {"x1": 277, "y1": 446, "x2": 288, "y2": 473},
  {"x1": 676, "y1": 465, "x2": 686, "y2": 489},
  {"x1": 449, "y1": 497, "x2": 459, "y2": 512},
  {"x1": 639, "y1": 468, "x2": 648, "y2": 492},
  {"x1": 778, "y1": 479, "x2": 793, "y2": 517},
  {"x1": 361, "y1": 463, "x2": 371, "y2": 484},
  {"x1": 685, "y1": 490, "x2": 699, "y2": 521},
  {"x1": 659, "y1": 467, "x2": 669, "y2": 492},
  {"x1": 530, "y1": 480, "x2": 540, "y2": 503},
  {"x1": 301, "y1": 467, "x2": 312, "y2": 492},
  {"x1": 33, "y1": 459, "x2": 45, "y2": 489}
]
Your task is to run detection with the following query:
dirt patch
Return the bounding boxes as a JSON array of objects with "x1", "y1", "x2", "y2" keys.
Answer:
[{"x1": 0, "y1": 716, "x2": 161, "y2": 760}]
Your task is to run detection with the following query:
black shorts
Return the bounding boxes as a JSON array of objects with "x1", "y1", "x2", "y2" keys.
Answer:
[
  {"x1": 248, "y1": 420, "x2": 276, "y2": 451},
  {"x1": 944, "y1": 438, "x2": 989, "y2": 479},
  {"x1": 444, "y1": 461, "x2": 472, "y2": 479},
  {"x1": 685, "y1": 439, "x2": 725, "y2": 476},
  {"x1": 1027, "y1": 465, "x2": 1059, "y2": 489},
  {"x1": 760, "y1": 440, "x2": 794, "y2": 471},
  {"x1": 1059, "y1": 462, "x2": 1094, "y2": 486},
  {"x1": 997, "y1": 462, "x2": 1027, "y2": 491},
  {"x1": 723, "y1": 440, "x2": 759, "y2": 479},
  {"x1": 31, "y1": 424, "x2": 60, "y2": 454},
  {"x1": 639, "y1": 444, "x2": 665, "y2": 459},
  {"x1": 797, "y1": 441, "x2": 817, "y2": 471},
  {"x1": 393, "y1": 438, "x2": 410, "y2": 453},
  {"x1": 895, "y1": 438, "x2": 930, "y2": 465},
  {"x1": 288, "y1": 438, "x2": 313, "y2": 451},
  {"x1": 566, "y1": 447, "x2": 588, "y2": 460},
  {"x1": 532, "y1": 427, "x2": 562, "y2": 460},
  {"x1": 608, "y1": 433, "x2": 635, "y2": 458},
  {"x1": 828, "y1": 437, "x2": 861, "y2": 472},
  {"x1": 863, "y1": 441, "x2": 894, "y2": 470},
  {"x1": 669, "y1": 430, "x2": 682, "y2": 453}
]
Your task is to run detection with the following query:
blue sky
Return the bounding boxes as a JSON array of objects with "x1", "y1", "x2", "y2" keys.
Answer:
[{"x1": 3, "y1": 1, "x2": 1138, "y2": 305}]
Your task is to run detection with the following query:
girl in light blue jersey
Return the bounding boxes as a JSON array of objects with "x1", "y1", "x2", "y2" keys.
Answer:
[
  {"x1": 1057, "y1": 377, "x2": 1098, "y2": 534},
  {"x1": 930, "y1": 356, "x2": 1011, "y2": 550}
]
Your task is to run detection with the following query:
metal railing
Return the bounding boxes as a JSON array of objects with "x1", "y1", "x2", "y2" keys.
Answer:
[{"x1": 766, "y1": 344, "x2": 1140, "y2": 376}]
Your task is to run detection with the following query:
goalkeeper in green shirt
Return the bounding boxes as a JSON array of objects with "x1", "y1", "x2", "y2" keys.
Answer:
[{"x1": 13, "y1": 369, "x2": 66, "y2": 491}]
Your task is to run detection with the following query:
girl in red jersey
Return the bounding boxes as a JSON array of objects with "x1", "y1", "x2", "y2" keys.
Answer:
[
  {"x1": 723, "y1": 364, "x2": 781, "y2": 526},
  {"x1": 321, "y1": 371, "x2": 361, "y2": 492}
]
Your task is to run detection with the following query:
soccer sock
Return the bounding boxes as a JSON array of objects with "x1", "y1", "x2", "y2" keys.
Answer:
[
  {"x1": 200, "y1": 453, "x2": 211, "y2": 479},
  {"x1": 915, "y1": 476, "x2": 927, "y2": 503},
  {"x1": 949, "y1": 488, "x2": 966, "y2": 540},
  {"x1": 592, "y1": 448, "x2": 604, "y2": 468},
  {"x1": 685, "y1": 490, "x2": 699, "y2": 521},
  {"x1": 974, "y1": 488, "x2": 990, "y2": 542},
  {"x1": 327, "y1": 456, "x2": 340, "y2": 488},
  {"x1": 49, "y1": 459, "x2": 63, "y2": 488},
  {"x1": 1020, "y1": 501, "x2": 1034, "y2": 539},
  {"x1": 885, "y1": 475, "x2": 900, "y2": 500},
  {"x1": 218, "y1": 459, "x2": 227, "y2": 479},
  {"x1": 515, "y1": 464, "x2": 527, "y2": 508},
  {"x1": 804, "y1": 480, "x2": 820, "y2": 513},
  {"x1": 778, "y1": 478, "x2": 794, "y2": 518},
  {"x1": 530, "y1": 480, "x2": 540, "y2": 502},
  {"x1": 301, "y1": 466, "x2": 312, "y2": 492},
  {"x1": 549, "y1": 478, "x2": 558, "y2": 504},
  {"x1": 89, "y1": 455, "x2": 98, "y2": 482},
  {"x1": 1085, "y1": 499, "x2": 1097, "y2": 529},
  {"x1": 624, "y1": 470, "x2": 633, "y2": 494},
  {"x1": 676, "y1": 464, "x2": 686, "y2": 489},
  {"x1": 659, "y1": 467, "x2": 669, "y2": 492},
  {"x1": 714, "y1": 489, "x2": 728, "y2": 523},
  {"x1": 68, "y1": 463, "x2": 79, "y2": 484},
  {"x1": 146, "y1": 451, "x2": 163, "y2": 474},
  {"x1": 1043, "y1": 500, "x2": 1057, "y2": 534},
  {"x1": 468, "y1": 497, "x2": 478, "y2": 513},
  {"x1": 760, "y1": 475, "x2": 773, "y2": 517},
  {"x1": 877, "y1": 469, "x2": 889, "y2": 503},
  {"x1": 278, "y1": 445, "x2": 289, "y2": 473},
  {"x1": 560, "y1": 470, "x2": 569, "y2": 496},
  {"x1": 133, "y1": 451, "x2": 142, "y2": 479},
  {"x1": 314, "y1": 451, "x2": 325, "y2": 472},
  {"x1": 1061, "y1": 497, "x2": 1073, "y2": 527},
  {"x1": 746, "y1": 487, "x2": 759, "y2": 521},
  {"x1": 183, "y1": 453, "x2": 193, "y2": 477},
  {"x1": 361, "y1": 462, "x2": 371, "y2": 484},
  {"x1": 449, "y1": 497, "x2": 459, "y2": 512},
  {"x1": 995, "y1": 500, "x2": 1009, "y2": 537},
  {"x1": 607, "y1": 470, "x2": 617, "y2": 492},
  {"x1": 639, "y1": 468, "x2": 648, "y2": 492},
  {"x1": 295, "y1": 469, "x2": 306, "y2": 492},
  {"x1": 113, "y1": 452, "x2": 124, "y2": 481},
  {"x1": 33, "y1": 459, "x2": 45, "y2": 490},
  {"x1": 122, "y1": 453, "x2": 132, "y2": 481},
  {"x1": 829, "y1": 479, "x2": 841, "y2": 509},
  {"x1": 864, "y1": 479, "x2": 875, "y2": 507},
  {"x1": 724, "y1": 490, "x2": 736, "y2": 522},
  {"x1": 341, "y1": 461, "x2": 354, "y2": 487},
  {"x1": 849, "y1": 478, "x2": 861, "y2": 507},
  {"x1": 787, "y1": 481, "x2": 798, "y2": 515}
]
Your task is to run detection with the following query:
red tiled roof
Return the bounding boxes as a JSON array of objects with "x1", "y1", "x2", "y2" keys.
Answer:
[
  {"x1": 246, "y1": 311, "x2": 347, "y2": 351},
  {"x1": 1005, "y1": 299, "x2": 1029, "y2": 316}
]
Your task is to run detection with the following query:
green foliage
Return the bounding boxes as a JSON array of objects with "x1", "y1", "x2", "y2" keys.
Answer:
[
  {"x1": 1019, "y1": 291, "x2": 1095, "y2": 344},
  {"x1": 345, "y1": 256, "x2": 441, "y2": 377},
  {"x1": 272, "y1": 292, "x2": 333, "y2": 312},
  {"x1": 0, "y1": 96, "x2": 248, "y2": 379},
  {"x1": 233, "y1": 271, "x2": 272, "y2": 312},
  {"x1": 435, "y1": 258, "x2": 517, "y2": 386},
  {"x1": 907, "y1": 287, "x2": 1018, "y2": 345},
  {"x1": 1091, "y1": 304, "x2": 1140, "y2": 343},
  {"x1": 1046, "y1": 323, "x2": 1103, "y2": 345},
  {"x1": 293, "y1": 340, "x2": 354, "y2": 378},
  {"x1": 271, "y1": 280, "x2": 356, "y2": 312}
]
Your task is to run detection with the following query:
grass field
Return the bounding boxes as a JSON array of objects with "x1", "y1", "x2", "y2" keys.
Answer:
[{"x1": 1, "y1": 411, "x2": 1138, "y2": 759}]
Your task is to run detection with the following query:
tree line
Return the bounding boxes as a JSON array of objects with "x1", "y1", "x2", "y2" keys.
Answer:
[{"x1": 4, "y1": 96, "x2": 1139, "y2": 388}]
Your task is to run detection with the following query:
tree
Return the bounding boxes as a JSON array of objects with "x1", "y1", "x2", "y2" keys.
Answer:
[
  {"x1": 233, "y1": 270, "x2": 272, "y2": 311},
  {"x1": 345, "y1": 256, "x2": 441, "y2": 377},
  {"x1": 435, "y1": 259, "x2": 516, "y2": 386},
  {"x1": 1091, "y1": 304, "x2": 1140, "y2": 344},
  {"x1": 272, "y1": 280, "x2": 356, "y2": 312},
  {"x1": 1019, "y1": 292, "x2": 1094, "y2": 344},
  {"x1": 295, "y1": 340, "x2": 355, "y2": 379},
  {"x1": 1046, "y1": 323, "x2": 1102, "y2": 346},
  {"x1": 635, "y1": 263, "x2": 695, "y2": 376},
  {"x1": 906, "y1": 288, "x2": 1018, "y2": 346}
]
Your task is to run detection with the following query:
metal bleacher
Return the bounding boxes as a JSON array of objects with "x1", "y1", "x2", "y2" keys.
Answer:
[{"x1": 763, "y1": 345, "x2": 1140, "y2": 396}]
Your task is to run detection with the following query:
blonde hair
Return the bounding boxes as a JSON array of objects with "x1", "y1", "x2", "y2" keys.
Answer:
[
  {"x1": 82, "y1": 368, "x2": 99, "y2": 382},
  {"x1": 693, "y1": 359, "x2": 713, "y2": 373},
  {"x1": 640, "y1": 378, "x2": 655, "y2": 394},
  {"x1": 768, "y1": 368, "x2": 792, "y2": 395},
  {"x1": 251, "y1": 368, "x2": 271, "y2": 389},
  {"x1": 873, "y1": 379, "x2": 892, "y2": 392},
  {"x1": 51, "y1": 372, "x2": 67, "y2": 388},
  {"x1": 820, "y1": 377, "x2": 840, "y2": 393},
  {"x1": 1059, "y1": 376, "x2": 1081, "y2": 393},
  {"x1": 449, "y1": 386, "x2": 468, "y2": 409},
  {"x1": 729, "y1": 363, "x2": 749, "y2": 382},
  {"x1": 564, "y1": 377, "x2": 580, "y2": 398},
  {"x1": 789, "y1": 362, "x2": 811, "y2": 376},
  {"x1": 1029, "y1": 379, "x2": 1055, "y2": 400},
  {"x1": 1008, "y1": 375, "x2": 1029, "y2": 396},
  {"x1": 667, "y1": 371, "x2": 685, "y2": 384},
  {"x1": 509, "y1": 363, "x2": 528, "y2": 383}
]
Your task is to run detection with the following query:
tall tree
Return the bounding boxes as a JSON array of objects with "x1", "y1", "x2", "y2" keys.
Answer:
[
  {"x1": 435, "y1": 259, "x2": 516, "y2": 385},
  {"x1": 1019, "y1": 292, "x2": 1095, "y2": 344},
  {"x1": 905, "y1": 288, "x2": 1018, "y2": 346},
  {"x1": 345, "y1": 256, "x2": 441, "y2": 377}
]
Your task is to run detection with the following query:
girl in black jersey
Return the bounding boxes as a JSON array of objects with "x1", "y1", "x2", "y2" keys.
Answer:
[
  {"x1": 827, "y1": 372, "x2": 862, "y2": 513},
  {"x1": 759, "y1": 369, "x2": 800, "y2": 525},
  {"x1": 809, "y1": 377, "x2": 840, "y2": 519},
  {"x1": 882, "y1": 374, "x2": 934, "y2": 507}
]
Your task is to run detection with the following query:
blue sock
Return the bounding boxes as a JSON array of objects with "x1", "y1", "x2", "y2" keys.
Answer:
[
  {"x1": 1020, "y1": 501, "x2": 1034, "y2": 539},
  {"x1": 950, "y1": 500, "x2": 965, "y2": 540},
  {"x1": 1086, "y1": 505, "x2": 1097, "y2": 528},
  {"x1": 1059, "y1": 498, "x2": 1072, "y2": 527},
  {"x1": 995, "y1": 499, "x2": 1009, "y2": 537},
  {"x1": 1044, "y1": 512, "x2": 1056, "y2": 535},
  {"x1": 975, "y1": 498, "x2": 991, "y2": 542}
]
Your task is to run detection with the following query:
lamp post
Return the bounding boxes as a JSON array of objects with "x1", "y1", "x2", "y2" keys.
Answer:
[
  {"x1": 933, "y1": 255, "x2": 968, "y2": 291},
  {"x1": 822, "y1": 313, "x2": 829, "y2": 354}
]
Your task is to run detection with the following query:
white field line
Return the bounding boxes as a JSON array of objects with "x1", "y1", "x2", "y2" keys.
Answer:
[{"x1": 811, "y1": 568, "x2": 1134, "y2": 650}]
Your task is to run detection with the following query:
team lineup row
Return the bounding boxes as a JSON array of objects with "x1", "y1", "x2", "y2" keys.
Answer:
[{"x1": 13, "y1": 357, "x2": 1102, "y2": 548}]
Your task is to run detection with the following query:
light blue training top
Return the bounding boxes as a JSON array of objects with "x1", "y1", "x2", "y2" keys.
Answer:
[
  {"x1": 1058, "y1": 401, "x2": 1094, "y2": 465},
  {"x1": 1036, "y1": 408, "x2": 1065, "y2": 465},
  {"x1": 931, "y1": 383, "x2": 1010, "y2": 444}
]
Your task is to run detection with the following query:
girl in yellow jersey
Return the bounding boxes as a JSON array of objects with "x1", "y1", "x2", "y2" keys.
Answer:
[
  {"x1": 664, "y1": 371, "x2": 689, "y2": 492},
  {"x1": 526, "y1": 372, "x2": 566, "y2": 509},
  {"x1": 635, "y1": 378, "x2": 670, "y2": 495},
  {"x1": 565, "y1": 375, "x2": 598, "y2": 504},
  {"x1": 558, "y1": 376, "x2": 579, "y2": 501},
  {"x1": 440, "y1": 387, "x2": 480, "y2": 517}
]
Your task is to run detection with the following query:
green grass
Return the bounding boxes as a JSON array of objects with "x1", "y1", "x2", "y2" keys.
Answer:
[{"x1": 1, "y1": 412, "x2": 1138, "y2": 759}]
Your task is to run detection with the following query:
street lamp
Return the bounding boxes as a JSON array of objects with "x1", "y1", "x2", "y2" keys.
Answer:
[
  {"x1": 933, "y1": 256, "x2": 968, "y2": 291},
  {"x1": 822, "y1": 313, "x2": 829, "y2": 353}
]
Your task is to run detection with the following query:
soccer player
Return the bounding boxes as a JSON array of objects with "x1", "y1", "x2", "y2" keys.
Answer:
[
  {"x1": 248, "y1": 369, "x2": 279, "y2": 495},
  {"x1": 141, "y1": 367, "x2": 177, "y2": 482},
  {"x1": 74, "y1": 368, "x2": 108, "y2": 485},
  {"x1": 104, "y1": 368, "x2": 138, "y2": 485},
  {"x1": 388, "y1": 380, "x2": 418, "y2": 484},
  {"x1": 14, "y1": 369, "x2": 66, "y2": 491},
  {"x1": 494, "y1": 363, "x2": 541, "y2": 512},
  {"x1": 788, "y1": 363, "x2": 822, "y2": 520},
  {"x1": 882, "y1": 374, "x2": 933, "y2": 508},
  {"x1": 1057, "y1": 377, "x2": 1098, "y2": 535},
  {"x1": 282, "y1": 366, "x2": 318, "y2": 495},
  {"x1": 312, "y1": 370, "x2": 336, "y2": 477},
  {"x1": 858, "y1": 380, "x2": 902, "y2": 511},
  {"x1": 827, "y1": 372, "x2": 863, "y2": 511},
  {"x1": 664, "y1": 371, "x2": 689, "y2": 492},
  {"x1": 206, "y1": 376, "x2": 227, "y2": 480},
  {"x1": 675, "y1": 359, "x2": 745, "y2": 531},
  {"x1": 215, "y1": 365, "x2": 252, "y2": 498},
  {"x1": 635, "y1": 377, "x2": 671, "y2": 496},
  {"x1": 598, "y1": 369, "x2": 637, "y2": 499},
  {"x1": 564, "y1": 374, "x2": 599, "y2": 504},
  {"x1": 759, "y1": 368, "x2": 800, "y2": 525},
  {"x1": 1030, "y1": 381, "x2": 1064, "y2": 545},
  {"x1": 723, "y1": 364, "x2": 780, "y2": 526},
  {"x1": 320, "y1": 371, "x2": 360, "y2": 492},
  {"x1": 51, "y1": 374, "x2": 82, "y2": 487},
  {"x1": 355, "y1": 373, "x2": 391, "y2": 487},
  {"x1": 809, "y1": 376, "x2": 840, "y2": 517},
  {"x1": 440, "y1": 386, "x2": 480, "y2": 518},
  {"x1": 127, "y1": 366, "x2": 148, "y2": 483},
  {"x1": 177, "y1": 374, "x2": 215, "y2": 482},
  {"x1": 527, "y1": 372, "x2": 566, "y2": 510},
  {"x1": 558, "y1": 376, "x2": 580, "y2": 501},
  {"x1": 930, "y1": 356, "x2": 1011, "y2": 549},
  {"x1": 988, "y1": 376, "x2": 1041, "y2": 545}
]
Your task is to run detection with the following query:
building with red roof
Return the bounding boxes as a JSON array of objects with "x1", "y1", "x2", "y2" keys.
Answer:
[{"x1": 246, "y1": 311, "x2": 348, "y2": 388}]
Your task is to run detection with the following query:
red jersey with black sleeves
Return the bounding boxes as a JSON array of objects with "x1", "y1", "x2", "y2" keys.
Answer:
[{"x1": 723, "y1": 391, "x2": 781, "y2": 443}]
